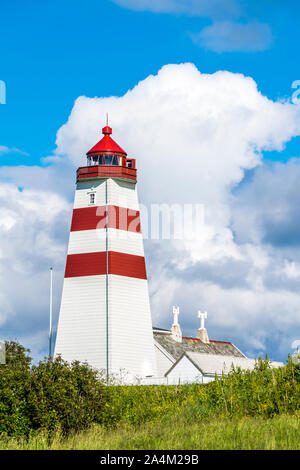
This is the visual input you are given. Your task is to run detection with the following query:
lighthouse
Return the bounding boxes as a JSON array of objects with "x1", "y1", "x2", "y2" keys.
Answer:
[{"x1": 54, "y1": 123, "x2": 157, "y2": 382}]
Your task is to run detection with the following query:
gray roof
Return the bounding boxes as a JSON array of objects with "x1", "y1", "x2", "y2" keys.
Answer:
[
  {"x1": 153, "y1": 330, "x2": 245, "y2": 360},
  {"x1": 152, "y1": 326, "x2": 170, "y2": 332},
  {"x1": 167, "y1": 352, "x2": 284, "y2": 376}
]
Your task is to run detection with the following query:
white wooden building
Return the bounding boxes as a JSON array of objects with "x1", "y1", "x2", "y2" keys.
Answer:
[
  {"x1": 142, "y1": 309, "x2": 283, "y2": 385},
  {"x1": 165, "y1": 352, "x2": 284, "y2": 384}
]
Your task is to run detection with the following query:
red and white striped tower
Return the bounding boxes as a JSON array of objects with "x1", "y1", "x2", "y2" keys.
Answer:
[{"x1": 54, "y1": 123, "x2": 157, "y2": 381}]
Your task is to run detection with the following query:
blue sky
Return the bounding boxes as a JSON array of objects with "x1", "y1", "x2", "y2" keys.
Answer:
[
  {"x1": 1, "y1": 0, "x2": 300, "y2": 164},
  {"x1": 1, "y1": 0, "x2": 300, "y2": 363}
]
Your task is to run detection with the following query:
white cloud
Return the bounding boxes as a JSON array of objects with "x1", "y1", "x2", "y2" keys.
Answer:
[
  {"x1": 0, "y1": 162, "x2": 75, "y2": 199},
  {"x1": 111, "y1": 0, "x2": 241, "y2": 18},
  {"x1": 232, "y1": 159, "x2": 300, "y2": 249},
  {"x1": 56, "y1": 63, "x2": 300, "y2": 213},
  {"x1": 53, "y1": 63, "x2": 300, "y2": 360},
  {"x1": 192, "y1": 20, "x2": 273, "y2": 53},
  {"x1": 0, "y1": 146, "x2": 29, "y2": 156},
  {"x1": 2, "y1": 63, "x2": 300, "y2": 361},
  {"x1": 0, "y1": 182, "x2": 71, "y2": 357},
  {"x1": 111, "y1": 1, "x2": 272, "y2": 53}
]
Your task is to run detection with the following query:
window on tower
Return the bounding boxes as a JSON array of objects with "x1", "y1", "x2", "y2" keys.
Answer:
[
  {"x1": 89, "y1": 193, "x2": 95, "y2": 204},
  {"x1": 104, "y1": 155, "x2": 120, "y2": 165},
  {"x1": 87, "y1": 154, "x2": 121, "y2": 166}
]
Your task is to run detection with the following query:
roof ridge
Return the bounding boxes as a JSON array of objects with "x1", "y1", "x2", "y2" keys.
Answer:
[{"x1": 182, "y1": 336, "x2": 232, "y2": 344}]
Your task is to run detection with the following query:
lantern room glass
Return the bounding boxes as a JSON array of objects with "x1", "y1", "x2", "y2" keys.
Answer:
[{"x1": 87, "y1": 154, "x2": 121, "y2": 166}]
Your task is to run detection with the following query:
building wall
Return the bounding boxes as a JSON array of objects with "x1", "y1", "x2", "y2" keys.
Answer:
[
  {"x1": 109, "y1": 274, "x2": 156, "y2": 380},
  {"x1": 154, "y1": 343, "x2": 174, "y2": 377},
  {"x1": 166, "y1": 356, "x2": 206, "y2": 384},
  {"x1": 73, "y1": 178, "x2": 139, "y2": 211},
  {"x1": 54, "y1": 275, "x2": 107, "y2": 369}
]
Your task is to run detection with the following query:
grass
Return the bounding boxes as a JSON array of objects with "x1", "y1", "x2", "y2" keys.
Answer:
[{"x1": 0, "y1": 414, "x2": 299, "y2": 450}]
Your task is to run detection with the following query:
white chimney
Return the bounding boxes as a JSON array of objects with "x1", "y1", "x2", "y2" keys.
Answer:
[
  {"x1": 171, "y1": 306, "x2": 182, "y2": 342},
  {"x1": 197, "y1": 310, "x2": 209, "y2": 344}
]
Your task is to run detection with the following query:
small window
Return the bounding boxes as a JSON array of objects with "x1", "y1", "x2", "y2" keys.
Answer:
[
  {"x1": 89, "y1": 193, "x2": 95, "y2": 204},
  {"x1": 105, "y1": 155, "x2": 113, "y2": 165},
  {"x1": 112, "y1": 155, "x2": 119, "y2": 166}
]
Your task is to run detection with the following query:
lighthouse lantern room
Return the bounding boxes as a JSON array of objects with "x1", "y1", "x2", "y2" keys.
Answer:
[{"x1": 54, "y1": 123, "x2": 157, "y2": 382}]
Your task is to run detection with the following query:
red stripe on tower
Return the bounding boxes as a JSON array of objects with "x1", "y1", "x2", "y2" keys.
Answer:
[
  {"x1": 64, "y1": 251, "x2": 147, "y2": 279},
  {"x1": 71, "y1": 206, "x2": 141, "y2": 233}
]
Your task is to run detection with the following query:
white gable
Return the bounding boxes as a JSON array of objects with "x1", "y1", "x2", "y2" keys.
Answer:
[
  {"x1": 184, "y1": 352, "x2": 283, "y2": 375},
  {"x1": 185, "y1": 352, "x2": 258, "y2": 376},
  {"x1": 165, "y1": 355, "x2": 205, "y2": 384}
]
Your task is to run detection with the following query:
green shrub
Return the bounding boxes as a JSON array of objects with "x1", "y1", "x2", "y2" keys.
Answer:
[
  {"x1": 215, "y1": 357, "x2": 300, "y2": 418},
  {"x1": 0, "y1": 341, "x2": 299, "y2": 439},
  {"x1": 27, "y1": 357, "x2": 108, "y2": 434},
  {"x1": 102, "y1": 357, "x2": 300, "y2": 427},
  {"x1": 0, "y1": 342, "x2": 32, "y2": 436},
  {"x1": 0, "y1": 342, "x2": 108, "y2": 437}
]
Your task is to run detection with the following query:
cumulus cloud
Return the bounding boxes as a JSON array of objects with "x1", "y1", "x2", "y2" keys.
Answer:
[
  {"x1": 0, "y1": 162, "x2": 76, "y2": 200},
  {"x1": 57, "y1": 63, "x2": 300, "y2": 206},
  {"x1": 2, "y1": 63, "x2": 300, "y2": 361},
  {"x1": 192, "y1": 21, "x2": 273, "y2": 53},
  {"x1": 53, "y1": 63, "x2": 300, "y2": 360},
  {"x1": 0, "y1": 182, "x2": 71, "y2": 359},
  {"x1": 232, "y1": 159, "x2": 300, "y2": 248}
]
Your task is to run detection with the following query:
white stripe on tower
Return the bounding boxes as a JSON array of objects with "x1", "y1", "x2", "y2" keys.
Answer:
[
  {"x1": 68, "y1": 229, "x2": 145, "y2": 257},
  {"x1": 73, "y1": 178, "x2": 139, "y2": 210}
]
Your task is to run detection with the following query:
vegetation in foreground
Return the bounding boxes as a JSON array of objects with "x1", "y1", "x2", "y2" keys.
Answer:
[
  {"x1": 0, "y1": 414, "x2": 299, "y2": 450},
  {"x1": 0, "y1": 341, "x2": 299, "y2": 449}
]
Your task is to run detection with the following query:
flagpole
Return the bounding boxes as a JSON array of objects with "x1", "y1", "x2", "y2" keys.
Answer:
[{"x1": 49, "y1": 267, "x2": 53, "y2": 358}]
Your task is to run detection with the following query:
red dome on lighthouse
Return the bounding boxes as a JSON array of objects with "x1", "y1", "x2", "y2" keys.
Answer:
[{"x1": 87, "y1": 125, "x2": 127, "y2": 157}]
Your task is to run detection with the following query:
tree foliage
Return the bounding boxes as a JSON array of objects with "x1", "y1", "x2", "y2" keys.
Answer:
[
  {"x1": 0, "y1": 342, "x2": 299, "y2": 438},
  {"x1": 0, "y1": 342, "x2": 107, "y2": 436},
  {"x1": 104, "y1": 357, "x2": 300, "y2": 426}
]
